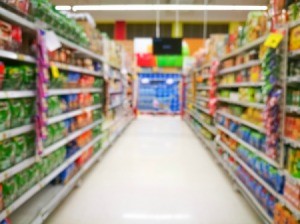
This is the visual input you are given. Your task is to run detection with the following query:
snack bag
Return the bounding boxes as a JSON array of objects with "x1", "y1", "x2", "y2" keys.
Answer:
[
  {"x1": 3, "y1": 66, "x2": 22, "y2": 90},
  {"x1": 9, "y1": 99, "x2": 24, "y2": 128},
  {"x1": 0, "y1": 101, "x2": 11, "y2": 131},
  {"x1": 20, "y1": 65, "x2": 35, "y2": 89},
  {"x1": 22, "y1": 98, "x2": 35, "y2": 125},
  {"x1": 2, "y1": 177, "x2": 17, "y2": 207},
  {"x1": 13, "y1": 135, "x2": 27, "y2": 163},
  {"x1": 0, "y1": 140, "x2": 15, "y2": 171}
]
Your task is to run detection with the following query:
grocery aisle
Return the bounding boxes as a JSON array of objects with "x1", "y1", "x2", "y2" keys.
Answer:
[{"x1": 46, "y1": 116, "x2": 261, "y2": 224}]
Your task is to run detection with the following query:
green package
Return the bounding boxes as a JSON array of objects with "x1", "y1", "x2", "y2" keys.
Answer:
[
  {"x1": 22, "y1": 98, "x2": 35, "y2": 125},
  {"x1": 25, "y1": 132, "x2": 35, "y2": 158},
  {"x1": 13, "y1": 135, "x2": 28, "y2": 164},
  {"x1": 3, "y1": 66, "x2": 22, "y2": 90},
  {"x1": 0, "y1": 101, "x2": 11, "y2": 131},
  {"x1": 0, "y1": 140, "x2": 16, "y2": 171},
  {"x1": 20, "y1": 66, "x2": 35, "y2": 90},
  {"x1": 9, "y1": 100, "x2": 24, "y2": 128},
  {"x1": 2, "y1": 177, "x2": 17, "y2": 207},
  {"x1": 15, "y1": 171, "x2": 28, "y2": 197},
  {"x1": 44, "y1": 125, "x2": 55, "y2": 147},
  {"x1": 92, "y1": 94, "x2": 101, "y2": 105},
  {"x1": 92, "y1": 125, "x2": 101, "y2": 138},
  {"x1": 47, "y1": 96, "x2": 61, "y2": 117}
]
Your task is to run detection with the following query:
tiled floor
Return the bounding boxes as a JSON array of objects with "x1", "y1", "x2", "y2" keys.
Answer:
[{"x1": 46, "y1": 116, "x2": 261, "y2": 224}]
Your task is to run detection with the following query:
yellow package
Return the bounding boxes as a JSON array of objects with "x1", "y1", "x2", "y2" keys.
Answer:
[{"x1": 290, "y1": 26, "x2": 300, "y2": 51}]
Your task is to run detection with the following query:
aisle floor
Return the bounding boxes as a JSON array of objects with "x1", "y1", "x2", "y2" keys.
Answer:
[{"x1": 46, "y1": 116, "x2": 261, "y2": 224}]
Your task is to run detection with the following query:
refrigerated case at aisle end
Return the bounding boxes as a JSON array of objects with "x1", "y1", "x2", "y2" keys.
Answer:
[{"x1": 137, "y1": 73, "x2": 181, "y2": 114}]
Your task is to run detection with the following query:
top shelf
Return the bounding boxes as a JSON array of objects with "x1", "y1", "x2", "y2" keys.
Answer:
[
  {"x1": 195, "y1": 62, "x2": 211, "y2": 72},
  {"x1": 289, "y1": 19, "x2": 300, "y2": 29},
  {"x1": 0, "y1": 49, "x2": 36, "y2": 64},
  {"x1": 0, "y1": 7, "x2": 107, "y2": 63},
  {"x1": 220, "y1": 35, "x2": 267, "y2": 61}
]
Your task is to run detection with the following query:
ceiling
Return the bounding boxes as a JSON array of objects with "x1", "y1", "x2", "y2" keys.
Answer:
[{"x1": 51, "y1": 0, "x2": 269, "y2": 22}]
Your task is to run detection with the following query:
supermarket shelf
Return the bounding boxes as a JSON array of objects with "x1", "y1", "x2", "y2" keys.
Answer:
[
  {"x1": 220, "y1": 35, "x2": 267, "y2": 61},
  {"x1": 0, "y1": 7, "x2": 106, "y2": 64},
  {"x1": 0, "y1": 90, "x2": 35, "y2": 99},
  {"x1": 284, "y1": 170, "x2": 300, "y2": 185},
  {"x1": 194, "y1": 62, "x2": 210, "y2": 72},
  {"x1": 197, "y1": 85, "x2": 210, "y2": 90},
  {"x1": 47, "y1": 88, "x2": 102, "y2": 96},
  {"x1": 280, "y1": 197, "x2": 300, "y2": 220},
  {"x1": 216, "y1": 139, "x2": 281, "y2": 198},
  {"x1": 286, "y1": 105, "x2": 300, "y2": 114},
  {"x1": 213, "y1": 140, "x2": 272, "y2": 224},
  {"x1": 102, "y1": 112, "x2": 132, "y2": 130},
  {"x1": 0, "y1": 7, "x2": 36, "y2": 31},
  {"x1": 47, "y1": 104, "x2": 102, "y2": 125},
  {"x1": 217, "y1": 111, "x2": 265, "y2": 133},
  {"x1": 289, "y1": 19, "x2": 300, "y2": 29},
  {"x1": 218, "y1": 82, "x2": 263, "y2": 88},
  {"x1": 218, "y1": 97, "x2": 265, "y2": 109},
  {"x1": 218, "y1": 60, "x2": 261, "y2": 75},
  {"x1": 194, "y1": 103, "x2": 211, "y2": 115},
  {"x1": 57, "y1": 37, "x2": 106, "y2": 63},
  {"x1": 216, "y1": 124, "x2": 280, "y2": 168},
  {"x1": 284, "y1": 137, "x2": 300, "y2": 148},
  {"x1": 185, "y1": 119, "x2": 215, "y2": 150},
  {"x1": 52, "y1": 62, "x2": 102, "y2": 77},
  {"x1": 108, "y1": 102, "x2": 123, "y2": 110},
  {"x1": 286, "y1": 75, "x2": 300, "y2": 83},
  {"x1": 1, "y1": 133, "x2": 104, "y2": 222},
  {"x1": 190, "y1": 112, "x2": 217, "y2": 135},
  {"x1": 0, "y1": 49, "x2": 36, "y2": 63},
  {"x1": 197, "y1": 96, "x2": 210, "y2": 102},
  {"x1": 188, "y1": 110, "x2": 217, "y2": 135},
  {"x1": 11, "y1": 116, "x2": 134, "y2": 224},
  {"x1": 235, "y1": 177, "x2": 273, "y2": 223},
  {"x1": 42, "y1": 119, "x2": 103, "y2": 157},
  {"x1": 289, "y1": 49, "x2": 300, "y2": 58},
  {"x1": 0, "y1": 124, "x2": 34, "y2": 141},
  {"x1": 0, "y1": 157, "x2": 36, "y2": 183},
  {"x1": 109, "y1": 90, "x2": 123, "y2": 95}
]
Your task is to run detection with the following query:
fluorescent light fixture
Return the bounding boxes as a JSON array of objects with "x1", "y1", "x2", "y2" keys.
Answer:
[
  {"x1": 71, "y1": 4, "x2": 268, "y2": 11},
  {"x1": 55, "y1": 5, "x2": 71, "y2": 11}
]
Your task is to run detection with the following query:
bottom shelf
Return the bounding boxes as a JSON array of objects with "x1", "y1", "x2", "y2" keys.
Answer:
[
  {"x1": 10, "y1": 116, "x2": 134, "y2": 224},
  {"x1": 184, "y1": 118, "x2": 272, "y2": 224}
]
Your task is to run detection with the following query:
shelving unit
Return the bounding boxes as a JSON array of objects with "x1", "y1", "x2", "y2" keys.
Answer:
[
  {"x1": 184, "y1": 31, "x2": 289, "y2": 223},
  {"x1": 184, "y1": 61, "x2": 217, "y2": 153},
  {"x1": 0, "y1": 3, "x2": 134, "y2": 223}
]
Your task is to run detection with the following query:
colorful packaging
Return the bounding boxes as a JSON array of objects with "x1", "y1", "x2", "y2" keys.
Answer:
[
  {"x1": 0, "y1": 140, "x2": 15, "y2": 171},
  {"x1": 9, "y1": 99, "x2": 24, "y2": 128},
  {"x1": 0, "y1": 101, "x2": 11, "y2": 131}
]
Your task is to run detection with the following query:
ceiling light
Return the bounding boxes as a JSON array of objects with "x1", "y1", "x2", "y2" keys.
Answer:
[
  {"x1": 55, "y1": 5, "x2": 71, "y2": 11},
  {"x1": 71, "y1": 4, "x2": 267, "y2": 11}
]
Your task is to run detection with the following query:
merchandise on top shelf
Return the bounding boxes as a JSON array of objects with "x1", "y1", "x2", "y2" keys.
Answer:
[
  {"x1": 0, "y1": 20, "x2": 24, "y2": 53},
  {"x1": 30, "y1": 0, "x2": 89, "y2": 46}
]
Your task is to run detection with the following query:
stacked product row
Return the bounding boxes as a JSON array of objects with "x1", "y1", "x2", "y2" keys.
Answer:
[
  {"x1": 185, "y1": 3, "x2": 300, "y2": 223},
  {"x1": 0, "y1": 2, "x2": 134, "y2": 224}
]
